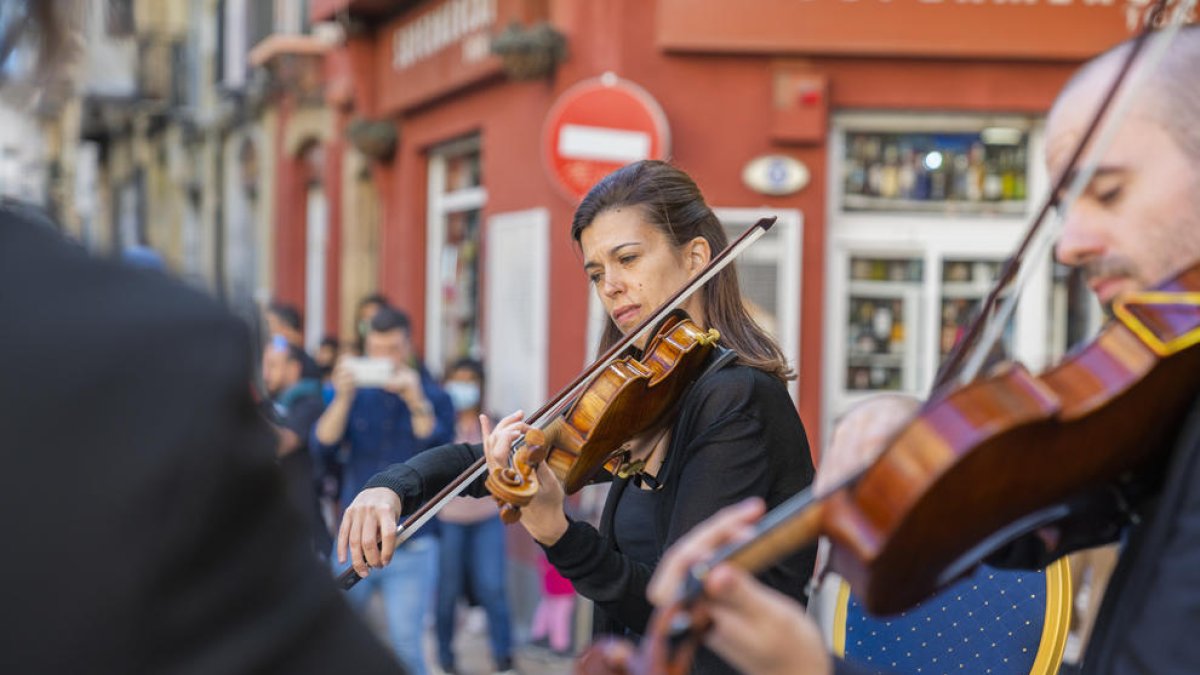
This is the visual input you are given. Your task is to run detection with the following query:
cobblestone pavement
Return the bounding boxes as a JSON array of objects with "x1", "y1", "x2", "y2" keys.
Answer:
[{"x1": 364, "y1": 594, "x2": 577, "y2": 675}]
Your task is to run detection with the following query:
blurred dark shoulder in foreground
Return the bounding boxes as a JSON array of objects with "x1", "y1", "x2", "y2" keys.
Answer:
[{"x1": 0, "y1": 203, "x2": 403, "y2": 673}]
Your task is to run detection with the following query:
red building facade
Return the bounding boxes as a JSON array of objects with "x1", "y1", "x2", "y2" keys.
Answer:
[{"x1": 288, "y1": 0, "x2": 1154, "y2": 449}]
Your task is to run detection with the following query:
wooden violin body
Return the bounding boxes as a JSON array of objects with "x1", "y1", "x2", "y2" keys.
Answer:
[
  {"x1": 487, "y1": 310, "x2": 720, "y2": 520},
  {"x1": 826, "y1": 263, "x2": 1200, "y2": 613}
]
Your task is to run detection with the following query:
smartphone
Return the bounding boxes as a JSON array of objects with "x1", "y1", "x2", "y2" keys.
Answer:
[{"x1": 342, "y1": 356, "x2": 395, "y2": 388}]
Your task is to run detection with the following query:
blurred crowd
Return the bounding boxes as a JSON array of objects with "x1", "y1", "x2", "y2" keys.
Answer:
[{"x1": 254, "y1": 291, "x2": 586, "y2": 675}]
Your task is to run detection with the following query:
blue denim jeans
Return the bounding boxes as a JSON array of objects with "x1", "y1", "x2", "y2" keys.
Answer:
[
  {"x1": 337, "y1": 536, "x2": 439, "y2": 675},
  {"x1": 435, "y1": 517, "x2": 513, "y2": 671}
]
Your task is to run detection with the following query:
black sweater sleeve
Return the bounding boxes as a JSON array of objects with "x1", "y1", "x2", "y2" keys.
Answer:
[{"x1": 362, "y1": 442, "x2": 488, "y2": 514}]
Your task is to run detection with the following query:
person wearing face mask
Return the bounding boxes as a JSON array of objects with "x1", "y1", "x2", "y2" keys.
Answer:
[
  {"x1": 337, "y1": 160, "x2": 817, "y2": 675},
  {"x1": 433, "y1": 358, "x2": 516, "y2": 675}
]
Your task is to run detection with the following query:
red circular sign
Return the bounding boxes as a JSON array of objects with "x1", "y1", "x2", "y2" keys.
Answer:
[{"x1": 543, "y1": 74, "x2": 671, "y2": 202}]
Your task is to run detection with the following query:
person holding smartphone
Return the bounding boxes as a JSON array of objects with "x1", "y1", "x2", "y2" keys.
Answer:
[{"x1": 313, "y1": 307, "x2": 456, "y2": 675}]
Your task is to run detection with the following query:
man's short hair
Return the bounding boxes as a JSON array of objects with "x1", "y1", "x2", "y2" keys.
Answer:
[
  {"x1": 370, "y1": 307, "x2": 411, "y2": 335},
  {"x1": 357, "y1": 293, "x2": 390, "y2": 312},
  {"x1": 268, "y1": 301, "x2": 303, "y2": 332},
  {"x1": 1066, "y1": 25, "x2": 1200, "y2": 162}
]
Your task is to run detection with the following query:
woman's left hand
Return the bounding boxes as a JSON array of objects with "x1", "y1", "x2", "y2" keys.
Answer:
[{"x1": 482, "y1": 411, "x2": 570, "y2": 545}]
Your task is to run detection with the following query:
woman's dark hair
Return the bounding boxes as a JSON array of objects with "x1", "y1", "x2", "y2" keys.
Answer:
[{"x1": 571, "y1": 160, "x2": 793, "y2": 382}]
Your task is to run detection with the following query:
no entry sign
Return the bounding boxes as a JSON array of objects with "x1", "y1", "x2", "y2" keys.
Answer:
[{"x1": 543, "y1": 73, "x2": 671, "y2": 202}]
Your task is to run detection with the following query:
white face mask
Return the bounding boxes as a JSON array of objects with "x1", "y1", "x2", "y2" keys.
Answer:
[{"x1": 444, "y1": 380, "x2": 481, "y2": 412}]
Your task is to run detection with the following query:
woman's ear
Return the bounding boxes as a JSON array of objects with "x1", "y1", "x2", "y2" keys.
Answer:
[{"x1": 685, "y1": 236, "x2": 712, "y2": 274}]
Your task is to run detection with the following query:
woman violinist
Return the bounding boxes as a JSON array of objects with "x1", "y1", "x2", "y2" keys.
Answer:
[
  {"x1": 642, "y1": 26, "x2": 1200, "y2": 675},
  {"x1": 338, "y1": 159, "x2": 817, "y2": 674}
]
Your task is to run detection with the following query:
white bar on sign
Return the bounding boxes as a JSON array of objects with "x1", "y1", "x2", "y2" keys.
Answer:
[{"x1": 558, "y1": 124, "x2": 651, "y2": 163}]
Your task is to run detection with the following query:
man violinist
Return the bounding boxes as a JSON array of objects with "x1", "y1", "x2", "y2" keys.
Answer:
[{"x1": 647, "y1": 25, "x2": 1200, "y2": 675}]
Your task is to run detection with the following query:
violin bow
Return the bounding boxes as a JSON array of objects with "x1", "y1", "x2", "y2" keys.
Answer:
[
  {"x1": 935, "y1": 0, "x2": 1194, "y2": 393},
  {"x1": 337, "y1": 216, "x2": 777, "y2": 589}
]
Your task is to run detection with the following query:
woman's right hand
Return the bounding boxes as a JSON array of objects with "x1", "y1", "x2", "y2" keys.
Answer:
[{"x1": 337, "y1": 487, "x2": 404, "y2": 578}]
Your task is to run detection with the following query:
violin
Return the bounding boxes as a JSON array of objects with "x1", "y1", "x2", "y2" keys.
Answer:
[
  {"x1": 577, "y1": 1, "x2": 1199, "y2": 670},
  {"x1": 336, "y1": 216, "x2": 777, "y2": 590},
  {"x1": 485, "y1": 308, "x2": 720, "y2": 520}
]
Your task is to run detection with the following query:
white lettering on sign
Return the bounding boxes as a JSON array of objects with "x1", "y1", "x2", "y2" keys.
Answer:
[
  {"x1": 558, "y1": 125, "x2": 652, "y2": 163},
  {"x1": 392, "y1": 0, "x2": 497, "y2": 70}
]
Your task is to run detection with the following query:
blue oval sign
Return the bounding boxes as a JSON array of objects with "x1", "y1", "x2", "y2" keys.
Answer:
[{"x1": 742, "y1": 154, "x2": 810, "y2": 196}]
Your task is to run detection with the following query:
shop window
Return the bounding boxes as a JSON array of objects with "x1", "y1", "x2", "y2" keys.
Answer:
[
  {"x1": 426, "y1": 137, "x2": 486, "y2": 374},
  {"x1": 842, "y1": 130, "x2": 1030, "y2": 216}
]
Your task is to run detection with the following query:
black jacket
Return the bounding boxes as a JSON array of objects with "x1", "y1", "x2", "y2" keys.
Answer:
[
  {"x1": 1078, "y1": 391, "x2": 1200, "y2": 673},
  {"x1": 366, "y1": 353, "x2": 818, "y2": 674},
  {"x1": 0, "y1": 205, "x2": 401, "y2": 674}
]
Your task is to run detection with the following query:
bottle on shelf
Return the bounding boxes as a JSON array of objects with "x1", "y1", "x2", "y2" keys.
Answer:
[
  {"x1": 866, "y1": 136, "x2": 884, "y2": 197},
  {"x1": 880, "y1": 143, "x2": 901, "y2": 199},
  {"x1": 889, "y1": 304, "x2": 906, "y2": 354},
  {"x1": 898, "y1": 144, "x2": 916, "y2": 200},
  {"x1": 983, "y1": 147, "x2": 1004, "y2": 201},
  {"x1": 846, "y1": 136, "x2": 867, "y2": 196},
  {"x1": 1001, "y1": 148, "x2": 1017, "y2": 201},
  {"x1": 1013, "y1": 145, "x2": 1027, "y2": 201},
  {"x1": 966, "y1": 142, "x2": 985, "y2": 202}
]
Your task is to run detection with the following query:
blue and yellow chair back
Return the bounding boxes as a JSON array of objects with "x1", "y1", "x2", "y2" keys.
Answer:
[{"x1": 816, "y1": 558, "x2": 1071, "y2": 674}]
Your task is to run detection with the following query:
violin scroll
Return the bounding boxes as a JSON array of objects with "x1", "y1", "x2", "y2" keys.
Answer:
[{"x1": 487, "y1": 428, "x2": 548, "y2": 524}]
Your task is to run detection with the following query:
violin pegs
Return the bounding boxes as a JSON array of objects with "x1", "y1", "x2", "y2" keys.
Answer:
[
  {"x1": 498, "y1": 502, "x2": 522, "y2": 525},
  {"x1": 524, "y1": 440, "x2": 549, "y2": 467},
  {"x1": 525, "y1": 427, "x2": 547, "y2": 448}
]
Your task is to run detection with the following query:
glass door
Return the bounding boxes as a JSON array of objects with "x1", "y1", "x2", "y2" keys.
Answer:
[
  {"x1": 938, "y1": 258, "x2": 1014, "y2": 369},
  {"x1": 843, "y1": 256, "x2": 924, "y2": 397}
]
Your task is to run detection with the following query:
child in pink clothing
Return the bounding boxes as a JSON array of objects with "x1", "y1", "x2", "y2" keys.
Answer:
[{"x1": 528, "y1": 556, "x2": 575, "y2": 655}]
